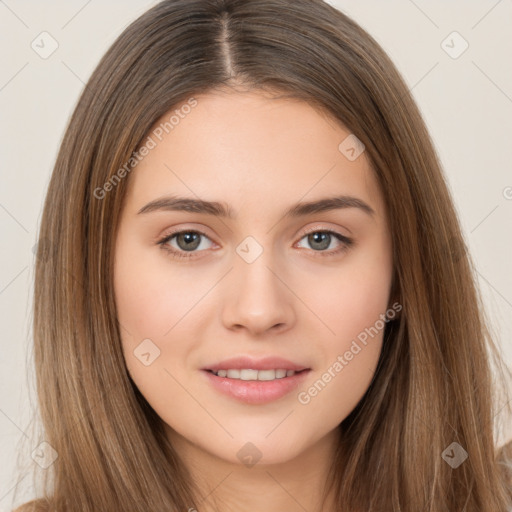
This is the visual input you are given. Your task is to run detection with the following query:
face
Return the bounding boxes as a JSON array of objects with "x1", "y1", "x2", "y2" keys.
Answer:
[{"x1": 113, "y1": 89, "x2": 394, "y2": 467}]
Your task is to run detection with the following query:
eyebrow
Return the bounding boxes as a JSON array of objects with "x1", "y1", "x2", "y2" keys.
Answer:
[{"x1": 137, "y1": 194, "x2": 375, "y2": 218}]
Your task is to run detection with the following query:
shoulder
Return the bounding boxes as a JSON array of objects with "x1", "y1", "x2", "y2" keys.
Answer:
[{"x1": 12, "y1": 499, "x2": 50, "y2": 512}]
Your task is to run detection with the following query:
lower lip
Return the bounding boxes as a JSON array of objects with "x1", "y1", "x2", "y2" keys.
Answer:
[{"x1": 202, "y1": 369, "x2": 311, "y2": 405}]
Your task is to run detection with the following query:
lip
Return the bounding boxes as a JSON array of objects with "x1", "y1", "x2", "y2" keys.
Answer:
[
  {"x1": 202, "y1": 368, "x2": 311, "y2": 405},
  {"x1": 202, "y1": 356, "x2": 310, "y2": 372}
]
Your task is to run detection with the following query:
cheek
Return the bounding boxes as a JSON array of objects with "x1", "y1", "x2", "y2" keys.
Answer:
[
  {"x1": 113, "y1": 237, "x2": 204, "y2": 386},
  {"x1": 309, "y1": 248, "x2": 393, "y2": 348},
  {"x1": 306, "y1": 281, "x2": 391, "y2": 427},
  {"x1": 114, "y1": 238, "x2": 209, "y2": 338},
  {"x1": 294, "y1": 248, "x2": 391, "y2": 415},
  {"x1": 113, "y1": 244, "x2": 204, "y2": 417}
]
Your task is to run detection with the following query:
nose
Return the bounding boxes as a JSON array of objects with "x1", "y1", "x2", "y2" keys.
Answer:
[{"x1": 221, "y1": 250, "x2": 296, "y2": 336}]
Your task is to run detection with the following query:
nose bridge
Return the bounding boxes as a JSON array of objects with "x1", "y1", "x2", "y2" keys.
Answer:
[{"x1": 221, "y1": 236, "x2": 295, "y2": 334}]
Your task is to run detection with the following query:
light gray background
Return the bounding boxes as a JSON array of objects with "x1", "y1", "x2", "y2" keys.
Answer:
[{"x1": 1, "y1": 1, "x2": 511, "y2": 509}]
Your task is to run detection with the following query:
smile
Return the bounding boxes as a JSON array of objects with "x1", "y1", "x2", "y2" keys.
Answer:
[
  {"x1": 208, "y1": 368, "x2": 301, "y2": 380},
  {"x1": 202, "y1": 369, "x2": 311, "y2": 404}
]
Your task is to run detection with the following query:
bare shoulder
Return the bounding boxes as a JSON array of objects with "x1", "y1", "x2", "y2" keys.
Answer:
[{"x1": 12, "y1": 499, "x2": 50, "y2": 512}]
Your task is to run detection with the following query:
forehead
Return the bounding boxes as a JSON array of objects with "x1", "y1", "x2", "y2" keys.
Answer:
[{"x1": 123, "y1": 90, "x2": 385, "y2": 220}]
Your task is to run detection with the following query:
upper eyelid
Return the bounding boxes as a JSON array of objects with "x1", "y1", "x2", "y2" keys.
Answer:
[
  {"x1": 160, "y1": 221, "x2": 351, "y2": 239},
  {"x1": 159, "y1": 226, "x2": 351, "y2": 247},
  {"x1": 159, "y1": 227, "x2": 213, "y2": 244},
  {"x1": 158, "y1": 228, "x2": 353, "y2": 263}
]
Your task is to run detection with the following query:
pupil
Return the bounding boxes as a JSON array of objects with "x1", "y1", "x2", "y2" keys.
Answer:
[
  {"x1": 310, "y1": 232, "x2": 329, "y2": 250},
  {"x1": 175, "y1": 232, "x2": 331, "y2": 252},
  {"x1": 178, "y1": 232, "x2": 200, "y2": 251}
]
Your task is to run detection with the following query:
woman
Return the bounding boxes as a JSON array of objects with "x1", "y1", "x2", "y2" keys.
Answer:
[{"x1": 13, "y1": 0, "x2": 512, "y2": 510}]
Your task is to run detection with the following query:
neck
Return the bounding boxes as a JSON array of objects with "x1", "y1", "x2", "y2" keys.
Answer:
[{"x1": 165, "y1": 424, "x2": 341, "y2": 512}]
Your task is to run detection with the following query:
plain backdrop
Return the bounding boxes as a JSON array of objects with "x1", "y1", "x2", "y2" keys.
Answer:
[{"x1": 1, "y1": 0, "x2": 511, "y2": 509}]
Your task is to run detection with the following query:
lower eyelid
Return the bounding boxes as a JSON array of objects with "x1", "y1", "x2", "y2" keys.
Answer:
[
  {"x1": 158, "y1": 229, "x2": 352, "y2": 257},
  {"x1": 296, "y1": 231, "x2": 353, "y2": 253},
  {"x1": 158, "y1": 230, "x2": 213, "y2": 250}
]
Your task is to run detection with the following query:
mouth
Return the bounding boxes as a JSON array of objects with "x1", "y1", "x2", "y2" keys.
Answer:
[
  {"x1": 205, "y1": 368, "x2": 310, "y2": 381},
  {"x1": 202, "y1": 368, "x2": 312, "y2": 404}
]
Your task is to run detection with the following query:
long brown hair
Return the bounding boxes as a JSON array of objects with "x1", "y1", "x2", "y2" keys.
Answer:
[{"x1": 13, "y1": 0, "x2": 512, "y2": 510}]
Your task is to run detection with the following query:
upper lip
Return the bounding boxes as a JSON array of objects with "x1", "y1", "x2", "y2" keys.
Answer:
[{"x1": 202, "y1": 356, "x2": 310, "y2": 372}]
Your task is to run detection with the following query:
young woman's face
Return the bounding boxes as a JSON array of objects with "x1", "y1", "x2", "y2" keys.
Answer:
[{"x1": 114, "y1": 89, "x2": 394, "y2": 466}]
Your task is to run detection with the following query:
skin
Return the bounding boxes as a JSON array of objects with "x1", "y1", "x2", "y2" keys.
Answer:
[{"x1": 113, "y1": 88, "x2": 394, "y2": 512}]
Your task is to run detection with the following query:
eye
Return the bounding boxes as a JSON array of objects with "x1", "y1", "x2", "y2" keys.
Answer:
[
  {"x1": 157, "y1": 227, "x2": 354, "y2": 260},
  {"x1": 295, "y1": 229, "x2": 353, "y2": 257},
  {"x1": 157, "y1": 229, "x2": 215, "y2": 259}
]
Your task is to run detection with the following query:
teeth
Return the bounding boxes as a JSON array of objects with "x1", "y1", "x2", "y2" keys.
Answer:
[{"x1": 212, "y1": 368, "x2": 298, "y2": 380}]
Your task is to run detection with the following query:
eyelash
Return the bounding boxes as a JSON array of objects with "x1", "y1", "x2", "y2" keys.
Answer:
[{"x1": 157, "y1": 227, "x2": 354, "y2": 260}]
